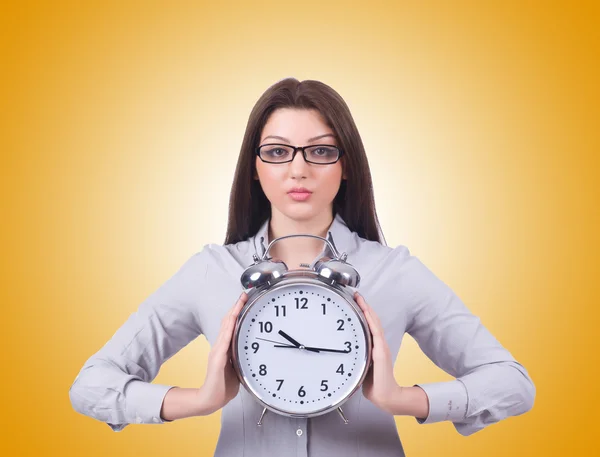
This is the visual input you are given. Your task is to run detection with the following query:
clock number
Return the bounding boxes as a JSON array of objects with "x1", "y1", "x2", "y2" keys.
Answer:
[
  {"x1": 336, "y1": 363, "x2": 345, "y2": 375},
  {"x1": 345, "y1": 341, "x2": 351, "y2": 352},
  {"x1": 259, "y1": 364, "x2": 267, "y2": 376},
  {"x1": 251, "y1": 342, "x2": 260, "y2": 353},
  {"x1": 321, "y1": 303, "x2": 326, "y2": 315},
  {"x1": 320, "y1": 380, "x2": 329, "y2": 391},
  {"x1": 274, "y1": 305, "x2": 287, "y2": 317},
  {"x1": 337, "y1": 319, "x2": 345, "y2": 331},
  {"x1": 298, "y1": 386, "x2": 306, "y2": 397},
  {"x1": 259, "y1": 321, "x2": 273, "y2": 333},
  {"x1": 295, "y1": 297, "x2": 308, "y2": 309},
  {"x1": 276, "y1": 379, "x2": 284, "y2": 391}
]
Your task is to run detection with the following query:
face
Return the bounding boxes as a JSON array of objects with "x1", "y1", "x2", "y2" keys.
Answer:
[{"x1": 255, "y1": 108, "x2": 346, "y2": 222}]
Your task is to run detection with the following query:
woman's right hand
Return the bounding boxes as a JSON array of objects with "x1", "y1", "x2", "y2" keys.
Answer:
[{"x1": 195, "y1": 291, "x2": 248, "y2": 415}]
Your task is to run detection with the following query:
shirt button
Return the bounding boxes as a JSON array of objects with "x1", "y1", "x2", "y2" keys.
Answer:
[{"x1": 296, "y1": 428, "x2": 303, "y2": 436}]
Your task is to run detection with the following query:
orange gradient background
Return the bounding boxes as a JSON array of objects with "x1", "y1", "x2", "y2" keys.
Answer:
[{"x1": 1, "y1": 1, "x2": 598, "y2": 456}]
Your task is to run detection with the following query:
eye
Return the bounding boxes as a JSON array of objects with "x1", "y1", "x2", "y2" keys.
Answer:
[
  {"x1": 312, "y1": 146, "x2": 337, "y2": 156},
  {"x1": 264, "y1": 146, "x2": 290, "y2": 157}
]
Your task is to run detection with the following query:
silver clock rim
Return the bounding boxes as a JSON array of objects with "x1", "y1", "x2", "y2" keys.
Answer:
[{"x1": 230, "y1": 276, "x2": 373, "y2": 419}]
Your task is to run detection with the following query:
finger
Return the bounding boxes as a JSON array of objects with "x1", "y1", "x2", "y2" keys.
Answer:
[
  {"x1": 215, "y1": 292, "x2": 248, "y2": 349},
  {"x1": 354, "y1": 291, "x2": 374, "y2": 316},
  {"x1": 225, "y1": 291, "x2": 248, "y2": 321},
  {"x1": 359, "y1": 294, "x2": 384, "y2": 332},
  {"x1": 355, "y1": 291, "x2": 383, "y2": 328},
  {"x1": 354, "y1": 292, "x2": 382, "y2": 339},
  {"x1": 222, "y1": 292, "x2": 248, "y2": 346}
]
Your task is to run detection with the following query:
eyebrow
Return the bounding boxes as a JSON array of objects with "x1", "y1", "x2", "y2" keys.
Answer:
[{"x1": 261, "y1": 133, "x2": 336, "y2": 143}]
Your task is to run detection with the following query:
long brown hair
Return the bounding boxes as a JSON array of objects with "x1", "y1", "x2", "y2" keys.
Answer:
[{"x1": 224, "y1": 78, "x2": 384, "y2": 246}]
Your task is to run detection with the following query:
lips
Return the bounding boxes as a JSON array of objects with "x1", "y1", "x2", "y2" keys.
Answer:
[
  {"x1": 288, "y1": 188, "x2": 312, "y2": 201},
  {"x1": 288, "y1": 187, "x2": 312, "y2": 194}
]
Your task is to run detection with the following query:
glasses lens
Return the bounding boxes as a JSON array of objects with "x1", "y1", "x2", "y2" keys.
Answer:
[
  {"x1": 259, "y1": 144, "x2": 294, "y2": 162},
  {"x1": 305, "y1": 145, "x2": 340, "y2": 163}
]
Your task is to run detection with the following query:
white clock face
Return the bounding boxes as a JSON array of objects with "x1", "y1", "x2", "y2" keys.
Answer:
[{"x1": 235, "y1": 282, "x2": 369, "y2": 415}]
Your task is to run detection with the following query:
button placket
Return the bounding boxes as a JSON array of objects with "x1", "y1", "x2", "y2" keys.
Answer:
[{"x1": 295, "y1": 418, "x2": 308, "y2": 457}]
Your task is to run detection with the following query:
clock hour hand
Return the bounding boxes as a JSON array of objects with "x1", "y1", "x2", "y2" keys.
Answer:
[
  {"x1": 277, "y1": 330, "x2": 302, "y2": 348},
  {"x1": 277, "y1": 331, "x2": 321, "y2": 353}
]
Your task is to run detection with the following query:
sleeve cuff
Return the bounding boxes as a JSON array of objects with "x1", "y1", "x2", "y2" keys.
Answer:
[
  {"x1": 124, "y1": 380, "x2": 176, "y2": 424},
  {"x1": 413, "y1": 380, "x2": 468, "y2": 424}
]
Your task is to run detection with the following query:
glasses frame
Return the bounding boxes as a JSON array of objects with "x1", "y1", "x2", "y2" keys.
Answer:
[{"x1": 256, "y1": 143, "x2": 344, "y2": 165}]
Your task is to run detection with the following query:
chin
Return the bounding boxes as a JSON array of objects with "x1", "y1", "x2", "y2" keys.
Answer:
[{"x1": 284, "y1": 207, "x2": 328, "y2": 222}]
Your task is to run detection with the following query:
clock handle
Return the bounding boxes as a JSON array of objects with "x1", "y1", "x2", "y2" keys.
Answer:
[{"x1": 261, "y1": 234, "x2": 342, "y2": 261}]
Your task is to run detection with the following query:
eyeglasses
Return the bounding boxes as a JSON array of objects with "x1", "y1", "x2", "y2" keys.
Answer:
[{"x1": 256, "y1": 143, "x2": 344, "y2": 164}]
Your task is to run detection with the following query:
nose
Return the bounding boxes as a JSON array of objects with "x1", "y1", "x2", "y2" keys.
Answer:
[{"x1": 289, "y1": 148, "x2": 309, "y2": 177}]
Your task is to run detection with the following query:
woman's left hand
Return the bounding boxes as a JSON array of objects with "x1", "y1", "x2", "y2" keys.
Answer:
[{"x1": 354, "y1": 291, "x2": 403, "y2": 414}]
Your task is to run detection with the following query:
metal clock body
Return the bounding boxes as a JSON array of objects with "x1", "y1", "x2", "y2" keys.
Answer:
[{"x1": 231, "y1": 234, "x2": 372, "y2": 425}]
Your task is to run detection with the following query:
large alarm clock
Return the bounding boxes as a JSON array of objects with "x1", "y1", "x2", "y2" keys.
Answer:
[{"x1": 231, "y1": 234, "x2": 373, "y2": 426}]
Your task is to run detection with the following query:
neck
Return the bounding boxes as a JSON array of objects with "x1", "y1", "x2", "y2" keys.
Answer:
[{"x1": 267, "y1": 208, "x2": 334, "y2": 267}]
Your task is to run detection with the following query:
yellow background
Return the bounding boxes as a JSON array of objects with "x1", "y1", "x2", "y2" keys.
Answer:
[{"x1": 2, "y1": 1, "x2": 598, "y2": 456}]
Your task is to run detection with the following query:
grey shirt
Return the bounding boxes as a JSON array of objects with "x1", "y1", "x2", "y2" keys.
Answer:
[{"x1": 69, "y1": 213, "x2": 535, "y2": 456}]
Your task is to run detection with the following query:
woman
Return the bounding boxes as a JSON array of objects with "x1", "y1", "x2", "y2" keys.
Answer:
[{"x1": 69, "y1": 78, "x2": 536, "y2": 456}]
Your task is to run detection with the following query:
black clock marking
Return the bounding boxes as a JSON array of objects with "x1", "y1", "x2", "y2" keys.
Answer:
[
  {"x1": 274, "y1": 305, "x2": 287, "y2": 317},
  {"x1": 258, "y1": 321, "x2": 273, "y2": 333},
  {"x1": 295, "y1": 297, "x2": 308, "y2": 309}
]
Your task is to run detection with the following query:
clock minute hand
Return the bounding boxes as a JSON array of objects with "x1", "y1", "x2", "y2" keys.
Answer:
[
  {"x1": 273, "y1": 344, "x2": 320, "y2": 353},
  {"x1": 303, "y1": 346, "x2": 351, "y2": 354}
]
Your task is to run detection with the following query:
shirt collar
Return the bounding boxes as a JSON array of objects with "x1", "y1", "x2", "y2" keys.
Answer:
[{"x1": 251, "y1": 212, "x2": 357, "y2": 263}]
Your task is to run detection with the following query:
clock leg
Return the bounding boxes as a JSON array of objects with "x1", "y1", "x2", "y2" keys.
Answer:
[
  {"x1": 257, "y1": 407, "x2": 267, "y2": 426},
  {"x1": 337, "y1": 406, "x2": 349, "y2": 425}
]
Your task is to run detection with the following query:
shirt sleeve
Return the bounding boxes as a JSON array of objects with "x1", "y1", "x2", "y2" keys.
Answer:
[
  {"x1": 68, "y1": 247, "x2": 209, "y2": 432},
  {"x1": 396, "y1": 247, "x2": 536, "y2": 436}
]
